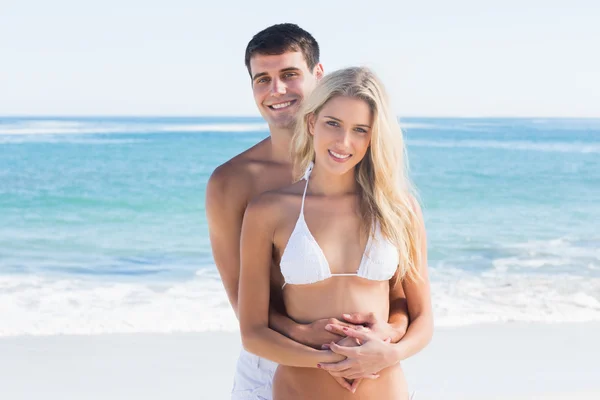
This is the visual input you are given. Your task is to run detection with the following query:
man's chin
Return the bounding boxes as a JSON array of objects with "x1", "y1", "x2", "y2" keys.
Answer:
[{"x1": 268, "y1": 117, "x2": 295, "y2": 131}]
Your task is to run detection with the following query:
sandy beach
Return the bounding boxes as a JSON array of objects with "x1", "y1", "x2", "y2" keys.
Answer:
[{"x1": 2, "y1": 322, "x2": 598, "y2": 400}]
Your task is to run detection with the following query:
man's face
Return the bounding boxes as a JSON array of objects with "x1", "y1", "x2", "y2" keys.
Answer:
[{"x1": 249, "y1": 52, "x2": 323, "y2": 130}]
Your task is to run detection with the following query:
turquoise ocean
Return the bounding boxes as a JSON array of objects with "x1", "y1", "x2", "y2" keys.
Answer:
[{"x1": 1, "y1": 117, "x2": 599, "y2": 336}]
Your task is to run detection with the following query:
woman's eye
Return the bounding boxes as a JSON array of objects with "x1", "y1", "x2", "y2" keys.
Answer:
[{"x1": 326, "y1": 121, "x2": 339, "y2": 127}]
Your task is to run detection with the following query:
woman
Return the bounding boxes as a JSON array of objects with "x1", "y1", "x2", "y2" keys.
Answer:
[{"x1": 239, "y1": 67, "x2": 432, "y2": 399}]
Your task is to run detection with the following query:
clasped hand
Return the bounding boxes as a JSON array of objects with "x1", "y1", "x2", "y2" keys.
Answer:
[{"x1": 317, "y1": 313, "x2": 399, "y2": 393}]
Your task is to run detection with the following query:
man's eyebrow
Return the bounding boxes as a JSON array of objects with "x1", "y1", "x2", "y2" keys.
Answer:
[
  {"x1": 324, "y1": 116, "x2": 371, "y2": 128},
  {"x1": 252, "y1": 72, "x2": 268, "y2": 81},
  {"x1": 280, "y1": 67, "x2": 301, "y2": 73}
]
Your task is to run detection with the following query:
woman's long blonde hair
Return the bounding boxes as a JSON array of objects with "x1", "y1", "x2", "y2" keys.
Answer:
[{"x1": 291, "y1": 67, "x2": 423, "y2": 282}]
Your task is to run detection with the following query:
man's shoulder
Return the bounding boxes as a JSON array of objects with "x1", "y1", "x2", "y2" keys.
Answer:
[
  {"x1": 212, "y1": 137, "x2": 271, "y2": 179},
  {"x1": 246, "y1": 180, "x2": 305, "y2": 218},
  {"x1": 206, "y1": 139, "x2": 270, "y2": 205},
  {"x1": 208, "y1": 158, "x2": 252, "y2": 191},
  {"x1": 244, "y1": 188, "x2": 290, "y2": 223}
]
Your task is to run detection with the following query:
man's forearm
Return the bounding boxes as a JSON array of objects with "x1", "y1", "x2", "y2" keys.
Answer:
[
  {"x1": 388, "y1": 297, "x2": 410, "y2": 343},
  {"x1": 269, "y1": 306, "x2": 304, "y2": 343},
  {"x1": 387, "y1": 312, "x2": 410, "y2": 343}
]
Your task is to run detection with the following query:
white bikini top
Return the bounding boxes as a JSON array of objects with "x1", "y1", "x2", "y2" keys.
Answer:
[{"x1": 280, "y1": 162, "x2": 399, "y2": 289}]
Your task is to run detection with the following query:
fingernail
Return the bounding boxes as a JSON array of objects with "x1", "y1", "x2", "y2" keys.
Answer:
[
  {"x1": 343, "y1": 327, "x2": 348, "y2": 331},
  {"x1": 325, "y1": 324, "x2": 332, "y2": 331},
  {"x1": 343, "y1": 313, "x2": 350, "y2": 318},
  {"x1": 317, "y1": 364, "x2": 322, "y2": 368}
]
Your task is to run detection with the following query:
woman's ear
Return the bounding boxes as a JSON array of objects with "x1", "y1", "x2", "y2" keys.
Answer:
[{"x1": 307, "y1": 114, "x2": 315, "y2": 136}]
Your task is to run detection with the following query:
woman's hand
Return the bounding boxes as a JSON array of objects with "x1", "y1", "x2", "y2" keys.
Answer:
[
  {"x1": 321, "y1": 335, "x2": 378, "y2": 393},
  {"x1": 318, "y1": 327, "x2": 397, "y2": 380}
]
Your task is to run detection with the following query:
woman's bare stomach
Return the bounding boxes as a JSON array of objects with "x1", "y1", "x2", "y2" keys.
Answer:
[
  {"x1": 283, "y1": 277, "x2": 391, "y2": 323},
  {"x1": 274, "y1": 363, "x2": 408, "y2": 400},
  {"x1": 277, "y1": 277, "x2": 407, "y2": 399}
]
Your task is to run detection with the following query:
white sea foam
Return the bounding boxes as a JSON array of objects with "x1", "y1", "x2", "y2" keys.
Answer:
[
  {"x1": 431, "y1": 268, "x2": 600, "y2": 326},
  {"x1": 0, "y1": 272, "x2": 238, "y2": 337},
  {"x1": 156, "y1": 123, "x2": 268, "y2": 133},
  {"x1": 0, "y1": 120, "x2": 120, "y2": 135},
  {"x1": 487, "y1": 237, "x2": 600, "y2": 276},
  {"x1": 401, "y1": 122, "x2": 439, "y2": 130},
  {"x1": 0, "y1": 120, "x2": 268, "y2": 136},
  {"x1": 0, "y1": 137, "x2": 145, "y2": 144},
  {"x1": 2, "y1": 265, "x2": 600, "y2": 337},
  {"x1": 407, "y1": 139, "x2": 600, "y2": 154}
]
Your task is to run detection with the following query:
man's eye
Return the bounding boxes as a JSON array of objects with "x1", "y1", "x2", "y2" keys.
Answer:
[{"x1": 283, "y1": 73, "x2": 297, "y2": 78}]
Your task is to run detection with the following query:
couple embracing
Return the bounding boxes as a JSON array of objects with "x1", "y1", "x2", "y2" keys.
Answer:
[{"x1": 207, "y1": 23, "x2": 432, "y2": 400}]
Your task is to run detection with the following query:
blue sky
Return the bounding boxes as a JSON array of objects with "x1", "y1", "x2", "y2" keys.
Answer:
[{"x1": 1, "y1": 0, "x2": 599, "y2": 117}]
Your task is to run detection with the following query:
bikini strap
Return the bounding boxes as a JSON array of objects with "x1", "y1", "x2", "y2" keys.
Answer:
[{"x1": 300, "y1": 161, "x2": 314, "y2": 215}]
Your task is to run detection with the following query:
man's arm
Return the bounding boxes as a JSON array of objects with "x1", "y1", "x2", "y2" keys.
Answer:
[
  {"x1": 206, "y1": 164, "x2": 249, "y2": 317},
  {"x1": 387, "y1": 277, "x2": 410, "y2": 342},
  {"x1": 270, "y1": 310, "x2": 353, "y2": 349}
]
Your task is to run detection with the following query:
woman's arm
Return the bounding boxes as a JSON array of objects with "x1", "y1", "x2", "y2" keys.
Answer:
[
  {"x1": 238, "y1": 194, "x2": 345, "y2": 368},
  {"x1": 390, "y1": 198, "x2": 433, "y2": 360}
]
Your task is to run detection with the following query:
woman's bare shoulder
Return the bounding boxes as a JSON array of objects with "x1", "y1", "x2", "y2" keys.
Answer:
[{"x1": 245, "y1": 180, "x2": 307, "y2": 222}]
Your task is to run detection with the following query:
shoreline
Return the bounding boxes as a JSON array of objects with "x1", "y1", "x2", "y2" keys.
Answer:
[{"x1": 3, "y1": 322, "x2": 598, "y2": 399}]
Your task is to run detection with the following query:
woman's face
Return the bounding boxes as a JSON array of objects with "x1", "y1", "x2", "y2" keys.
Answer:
[{"x1": 310, "y1": 95, "x2": 374, "y2": 176}]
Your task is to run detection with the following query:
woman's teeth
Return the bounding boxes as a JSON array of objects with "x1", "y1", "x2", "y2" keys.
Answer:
[{"x1": 329, "y1": 150, "x2": 351, "y2": 159}]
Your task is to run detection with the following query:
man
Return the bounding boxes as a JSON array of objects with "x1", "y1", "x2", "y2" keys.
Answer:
[{"x1": 206, "y1": 23, "x2": 410, "y2": 399}]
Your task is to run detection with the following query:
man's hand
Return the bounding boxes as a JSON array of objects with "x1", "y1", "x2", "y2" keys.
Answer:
[
  {"x1": 294, "y1": 317, "x2": 360, "y2": 349},
  {"x1": 332, "y1": 312, "x2": 402, "y2": 342},
  {"x1": 318, "y1": 327, "x2": 397, "y2": 380}
]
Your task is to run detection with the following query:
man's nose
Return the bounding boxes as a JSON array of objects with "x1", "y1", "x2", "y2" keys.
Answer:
[{"x1": 270, "y1": 78, "x2": 286, "y2": 96}]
